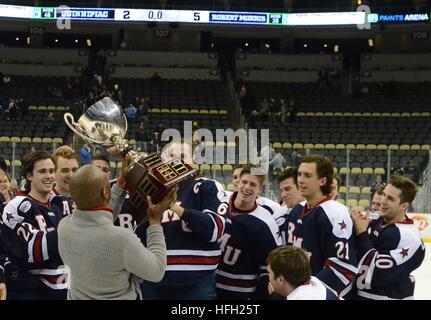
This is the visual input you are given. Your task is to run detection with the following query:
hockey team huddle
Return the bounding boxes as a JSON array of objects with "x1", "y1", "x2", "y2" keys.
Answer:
[{"x1": 0, "y1": 141, "x2": 426, "y2": 300}]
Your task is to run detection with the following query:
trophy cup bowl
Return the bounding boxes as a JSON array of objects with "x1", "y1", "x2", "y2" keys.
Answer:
[{"x1": 64, "y1": 97, "x2": 198, "y2": 224}]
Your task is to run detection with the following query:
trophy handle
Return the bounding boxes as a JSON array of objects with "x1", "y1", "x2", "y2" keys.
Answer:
[{"x1": 64, "y1": 112, "x2": 108, "y2": 146}]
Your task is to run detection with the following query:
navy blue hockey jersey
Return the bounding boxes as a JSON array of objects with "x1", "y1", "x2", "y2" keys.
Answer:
[
  {"x1": 216, "y1": 192, "x2": 282, "y2": 300},
  {"x1": 136, "y1": 177, "x2": 228, "y2": 286},
  {"x1": 0, "y1": 194, "x2": 73, "y2": 299},
  {"x1": 355, "y1": 216, "x2": 425, "y2": 300},
  {"x1": 280, "y1": 196, "x2": 357, "y2": 297}
]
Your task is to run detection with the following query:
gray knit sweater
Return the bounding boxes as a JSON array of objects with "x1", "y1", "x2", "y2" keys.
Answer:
[{"x1": 58, "y1": 207, "x2": 166, "y2": 300}]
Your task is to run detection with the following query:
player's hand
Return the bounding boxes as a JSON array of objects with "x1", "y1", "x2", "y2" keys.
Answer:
[
  {"x1": 120, "y1": 154, "x2": 133, "y2": 179},
  {"x1": 350, "y1": 207, "x2": 371, "y2": 235},
  {"x1": 147, "y1": 186, "x2": 178, "y2": 225},
  {"x1": 0, "y1": 283, "x2": 7, "y2": 300}
]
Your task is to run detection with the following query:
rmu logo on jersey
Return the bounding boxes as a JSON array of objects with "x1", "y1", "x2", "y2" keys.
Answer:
[
  {"x1": 287, "y1": 222, "x2": 304, "y2": 248},
  {"x1": 193, "y1": 182, "x2": 202, "y2": 193},
  {"x1": 218, "y1": 233, "x2": 241, "y2": 265}
]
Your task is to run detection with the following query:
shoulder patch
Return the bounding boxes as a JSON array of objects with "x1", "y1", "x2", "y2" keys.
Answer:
[{"x1": 19, "y1": 200, "x2": 32, "y2": 214}]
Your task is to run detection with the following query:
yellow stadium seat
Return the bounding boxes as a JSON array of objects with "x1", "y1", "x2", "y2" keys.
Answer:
[
  {"x1": 293, "y1": 143, "x2": 303, "y2": 149},
  {"x1": 410, "y1": 145, "x2": 420, "y2": 151},
  {"x1": 333, "y1": 167, "x2": 338, "y2": 173},
  {"x1": 346, "y1": 144, "x2": 355, "y2": 150},
  {"x1": 382, "y1": 112, "x2": 390, "y2": 117},
  {"x1": 353, "y1": 112, "x2": 362, "y2": 117},
  {"x1": 32, "y1": 137, "x2": 42, "y2": 143},
  {"x1": 349, "y1": 186, "x2": 361, "y2": 194},
  {"x1": 128, "y1": 139, "x2": 137, "y2": 146},
  {"x1": 347, "y1": 199, "x2": 358, "y2": 208},
  {"x1": 361, "y1": 187, "x2": 371, "y2": 194},
  {"x1": 21, "y1": 137, "x2": 32, "y2": 143},
  {"x1": 363, "y1": 112, "x2": 371, "y2": 117},
  {"x1": 222, "y1": 164, "x2": 233, "y2": 173},
  {"x1": 334, "y1": 112, "x2": 343, "y2": 116},
  {"x1": 351, "y1": 167, "x2": 362, "y2": 175},
  {"x1": 371, "y1": 112, "x2": 381, "y2": 117},
  {"x1": 209, "y1": 110, "x2": 218, "y2": 115},
  {"x1": 199, "y1": 110, "x2": 209, "y2": 115},
  {"x1": 399, "y1": 145, "x2": 410, "y2": 150},
  {"x1": 421, "y1": 112, "x2": 430, "y2": 117},
  {"x1": 304, "y1": 143, "x2": 314, "y2": 149},
  {"x1": 0, "y1": 136, "x2": 10, "y2": 142},
  {"x1": 324, "y1": 112, "x2": 334, "y2": 116},
  {"x1": 356, "y1": 144, "x2": 366, "y2": 150},
  {"x1": 116, "y1": 162, "x2": 122, "y2": 169},
  {"x1": 56, "y1": 106, "x2": 66, "y2": 111},
  {"x1": 377, "y1": 144, "x2": 388, "y2": 150},
  {"x1": 392, "y1": 112, "x2": 401, "y2": 117},
  {"x1": 336, "y1": 199, "x2": 345, "y2": 205},
  {"x1": 362, "y1": 167, "x2": 373, "y2": 174},
  {"x1": 305, "y1": 112, "x2": 315, "y2": 117},
  {"x1": 28, "y1": 105, "x2": 37, "y2": 111},
  {"x1": 283, "y1": 143, "x2": 292, "y2": 149},
  {"x1": 343, "y1": 112, "x2": 353, "y2": 116},
  {"x1": 411, "y1": 112, "x2": 421, "y2": 117},
  {"x1": 13, "y1": 160, "x2": 22, "y2": 167},
  {"x1": 219, "y1": 110, "x2": 228, "y2": 115},
  {"x1": 150, "y1": 108, "x2": 161, "y2": 113},
  {"x1": 401, "y1": 112, "x2": 410, "y2": 117},
  {"x1": 273, "y1": 142, "x2": 282, "y2": 149},
  {"x1": 42, "y1": 137, "x2": 52, "y2": 143},
  {"x1": 366, "y1": 144, "x2": 377, "y2": 150},
  {"x1": 374, "y1": 167, "x2": 385, "y2": 175},
  {"x1": 324, "y1": 143, "x2": 335, "y2": 149},
  {"x1": 297, "y1": 112, "x2": 306, "y2": 116},
  {"x1": 421, "y1": 145, "x2": 430, "y2": 150},
  {"x1": 339, "y1": 186, "x2": 347, "y2": 194},
  {"x1": 315, "y1": 112, "x2": 324, "y2": 116},
  {"x1": 190, "y1": 109, "x2": 199, "y2": 114},
  {"x1": 38, "y1": 105, "x2": 47, "y2": 111},
  {"x1": 212, "y1": 164, "x2": 222, "y2": 172},
  {"x1": 52, "y1": 138, "x2": 63, "y2": 144},
  {"x1": 170, "y1": 108, "x2": 180, "y2": 113},
  {"x1": 339, "y1": 167, "x2": 350, "y2": 174},
  {"x1": 335, "y1": 144, "x2": 346, "y2": 149},
  {"x1": 5, "y1": 159, "x2": 10, "y2": 166},
  {"x1": 314, "y1": 143, "x2": 325, "y2": 150},
  {"x1": 160, "y1": 108, "x2": 170, "y2": 113},
  {"x1": 110, "y1": 161, "x2": 116, "y2": 169},
  {"x1": 10, "y1": 137, "x2": 20, "y2": 143},
  {"x1": 388, "y1": 144, "x2": 399, "y2": 150},
  {"x1": 180, "y1": 109, "x2": 190, "y2": 114},
  {"x1": 47, "y1": 106, "x2": 56, "y2": 111},
  {"x1": 359, "y1": 199, "x2": 370, "y2": 209}
]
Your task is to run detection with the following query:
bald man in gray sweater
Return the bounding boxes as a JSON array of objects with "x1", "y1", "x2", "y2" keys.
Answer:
[{"x1": 58, "y1": 164, "x2": 176, "y2": 300}]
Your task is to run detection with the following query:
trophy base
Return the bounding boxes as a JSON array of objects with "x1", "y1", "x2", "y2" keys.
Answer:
[{"x1": 125, "y1": 154, "x2": 198, "y2": 224}]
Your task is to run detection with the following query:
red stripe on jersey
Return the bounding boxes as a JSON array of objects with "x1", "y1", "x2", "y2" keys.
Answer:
[
  {"x1": 167, "y1": 256, "x2": 220, "y2": 265},
  {"x1": 213, "y1": 214, "x2": 224, "y2": 239},
  {"x1": 324, "y1": 261, "x2": 356, "y2": 282},
  {"x1": 33, "y1": 233, "x2": 43, "y2": 263},
  {"x1": 216, "y1": 276, "x2": 256, "y2": 288}
]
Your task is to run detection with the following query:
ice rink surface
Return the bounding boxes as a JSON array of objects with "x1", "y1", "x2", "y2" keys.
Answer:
[{"x1": 413, "y1": 243, "x2": 431, "y2": 300}]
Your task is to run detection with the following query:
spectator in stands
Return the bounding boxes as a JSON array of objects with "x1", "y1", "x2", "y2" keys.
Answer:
[
  {"x1": 405, "y1": 160, "x2": 419, "y2": 183},
  {"x1": 267, "y1": 246, "x2": 338, "y2": 300},
  {"x1": 136, "y1": 122, "x2": 149, "y2": 153},
  {"x1": 46, "y1": 112, "x2": 55, "y2": 131},
  {"x1": 361, "y1": 83, "x2": 370, "y2": 96},
  {"x1": 80, "y1": 144, "x2": 92, "y2": 165},
  {"x1": 331, "y1": 174, "x2": 341, "y2": 200},
  {"x1": 258, "y1": 98, "x2": 270, "y2": 121},
  {"x1": 151, "y1": 72, "x2": 161, "y2": 82},
  {"x1": 0, "y1": 168, "x2": 14, "y2": 211},
  {"x1": 287, "y1": 99, "x2": 297, "y2": 123},
  {"x1": 7, "y1": 99, "x2": 18, "y2": 120},
  {"x1": 125, "y1": 102, "x2": 137, "y2": 120},
  {"x1": 137, "y1": 97, "x2": 149, "y2": 124},
  {"x1": 391, "y1": 164, "x2": 404, "y2": 176},
  {"x1": 112, "y1": 84, "x2": 122, "y2": 104},
  {"x1": 371, "y1": 174, "x2": 386, "y2": 194}
]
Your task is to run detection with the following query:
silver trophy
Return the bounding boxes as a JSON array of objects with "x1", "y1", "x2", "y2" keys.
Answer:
[{"x1": 64, "y1": 97, "x2": 197, "y2": 223}]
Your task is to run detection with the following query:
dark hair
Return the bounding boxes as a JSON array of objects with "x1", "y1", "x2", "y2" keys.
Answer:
[
  {"x1": 91, "y1": 154, "x2": 111, "y2": 166},
  {"x1": 22, "y1": 151, "x2": 53, "y2": 192},
  {"x1": 240, "y1": 164, "x2": 265, "y2": 186},
  {"x1": 299, "y1": 154, "x2": 334, "y2": 195},
  {"x1": 266, "y1": 246, "x2": 311, "y2": 288},
  {"x1": 372, "y1": 186, "x2": 385, "y2": 199},
  {"x1": 278, "y1": 167, "x2": 298, "y2": 185},
  {"x1": 389, "y1": 175, "x2": 418, "y2": 205},
  {"x1": 233, "y1": 164, "x2": 245, "y2": 171},
  {"x1": 0, "y1": 156, "x2": 7, "y2": 172}
]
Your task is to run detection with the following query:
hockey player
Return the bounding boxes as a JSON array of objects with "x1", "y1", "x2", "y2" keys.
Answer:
[
  {"x1": 267, "y1": 246, "x2": 338, "y2": 300},
  {"x1": 351, "y1": 176, "x2": 425, "y2": 300},
  {"x1": 0, "y1": 151, "x2": 73, "y2": 299},
  {"x1": 279, "y1": 154, "x2": 357, "y2": 298},
  {"x1": 51, "y1": 146, "x2": 79, "y2": 199},
  {"x1": 230, "y1": 164, "x2": 284, "y2": 217},
  {"x1": 216, "y1": 164, "x2": 282, "y2": 299},
  {"x1": 137, "y1": 141, "x2": 228, "y2": 299}
]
